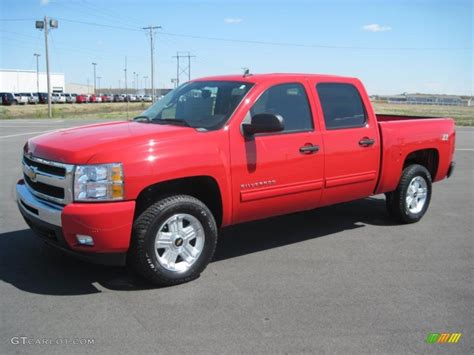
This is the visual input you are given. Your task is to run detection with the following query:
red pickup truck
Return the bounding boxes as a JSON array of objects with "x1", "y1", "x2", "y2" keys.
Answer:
[{"x1": 17, "y1": 73, "x2": 456, "y2": 286}]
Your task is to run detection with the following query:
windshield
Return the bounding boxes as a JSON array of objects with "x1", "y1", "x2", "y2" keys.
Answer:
[{"x1": 135, "y1": 81, "x2": 253, "y2": 130}]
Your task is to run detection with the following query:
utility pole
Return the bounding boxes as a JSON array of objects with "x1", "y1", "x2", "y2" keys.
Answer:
[
  {"x1": 36, "y1": 17, "x2": 57, "y2": 118},
  {"x1": 173, "y1": 51, "x2": 196, "y2": 85},
  {"x1": 34, "y1": 53, "x2": 41, "y2": 93},
  {"x1": 143, "y1": 25, "x2": 161, "y2": 103},
  {"x1": 92, "y1": 62, "x2": 97, "y2": 94}
]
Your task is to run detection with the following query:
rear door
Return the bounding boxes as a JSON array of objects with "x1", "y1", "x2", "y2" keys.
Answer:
[{"x1": 311, "y1": 80, "x2": 380, "y2": 205}]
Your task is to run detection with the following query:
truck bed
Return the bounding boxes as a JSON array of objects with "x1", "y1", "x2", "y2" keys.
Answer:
[
  {"x1": 376, "y1": 114, "x2": 451, "y2": 122},
  {"x1": 375, "y1": 114, "x2": 455, "y2": 194}
]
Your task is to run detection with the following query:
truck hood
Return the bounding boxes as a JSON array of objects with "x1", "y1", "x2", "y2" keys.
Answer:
[{"x1": 27, "y1": 121, "x2": 198, "y2": 164}]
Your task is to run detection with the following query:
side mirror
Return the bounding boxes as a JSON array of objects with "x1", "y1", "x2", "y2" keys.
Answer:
[{"x1": 242, "y1": 113, "x2": 285, "y2": 136}]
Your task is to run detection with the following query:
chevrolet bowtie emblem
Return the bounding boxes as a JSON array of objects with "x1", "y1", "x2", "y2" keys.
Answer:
[{"x1": 25, "y1": 165, "x2": 38, "y2": 182}]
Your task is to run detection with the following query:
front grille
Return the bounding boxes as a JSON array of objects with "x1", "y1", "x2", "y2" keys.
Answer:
[
  {"x1": 23, "y1": 155, "x2": 66, "y2": 177},
  {"x1": 22, "y1": 154, "x2": 74, "y2": 205},
  {"x1": 24, "y1": 174, "x2": 64, "y2": 199}
]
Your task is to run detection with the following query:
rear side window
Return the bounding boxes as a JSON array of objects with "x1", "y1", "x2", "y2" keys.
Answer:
[
  {"x1": 316, "y1": 83, "x2": 367, "y2": 129},
  {"x1": 250, "y1": 83, "x2": 313, "y2": 132}
]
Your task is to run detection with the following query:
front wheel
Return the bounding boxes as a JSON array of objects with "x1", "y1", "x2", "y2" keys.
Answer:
[
  {"x1": 128, "y1": 195, "x2": 218, "y2": 286},
  {"x1": 386, "y1": 164, "x2": 432, "y2": 224}
]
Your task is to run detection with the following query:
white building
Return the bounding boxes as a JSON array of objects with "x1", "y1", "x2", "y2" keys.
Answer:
[{"x1": 0, "y1": 69, "x2": 65, "y2": 93}]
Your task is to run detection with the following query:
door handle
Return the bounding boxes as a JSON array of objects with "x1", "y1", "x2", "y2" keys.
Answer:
[
  {"x1": 359, "y1": 138, "x2": 375, "y2": 147},
  {"x1": 299, "y1": 144, "x2": 320, "y2": 154}
]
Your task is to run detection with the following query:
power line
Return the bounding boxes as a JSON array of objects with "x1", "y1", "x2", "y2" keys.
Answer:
[
  {"x1": 158, "y1": 31, "x2": 473, "y2": 51},
  {"x1": 56, "y1": 17, "x2": 142, "y2": 32},
  {"x1": 0, "y1": 18, "x2": 36, "y2": 22},
  {"x1": 11, "y1": 17, "x2": 469, "y2": 51}
]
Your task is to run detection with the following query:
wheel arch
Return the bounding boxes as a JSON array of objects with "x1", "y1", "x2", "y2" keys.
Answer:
[
  {"x1": 403, "y1": 148, "x2": 439, "y2": 180},
  {"x1": 134, "y1": 175, "x2": 224, "y2": 227}
]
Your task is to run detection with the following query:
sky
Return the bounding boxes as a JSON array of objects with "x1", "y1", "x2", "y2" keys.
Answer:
[{"x1": 0, "y1": 0, "x2": 472, "y2": 95}]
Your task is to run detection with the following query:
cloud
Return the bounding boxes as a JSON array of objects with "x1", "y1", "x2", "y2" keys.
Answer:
[
  {"x1": 224, "y1": 18, "x2": 243, "y2": 24},
  {"x1": 362, "y1": 24, "x2": 392, "y2": 32},
  {"x1": 40, "y1": 0, "x2": 50, "y2": 5}
]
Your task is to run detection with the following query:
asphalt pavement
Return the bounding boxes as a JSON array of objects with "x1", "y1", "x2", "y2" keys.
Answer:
[{"x1": 0, "y1": 119, "x2": 472, "y2": 354}]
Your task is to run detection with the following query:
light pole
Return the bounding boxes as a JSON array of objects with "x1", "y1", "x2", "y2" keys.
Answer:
[
  {"x1": 143, "y1": 76, "x2": 148, "y2": 94},
  {"x1": 34, "y1": 53, "x2": 41, "y2": 93},
  {"x1": 92, "y1": 62, "x2": 97, "y2": 94},
  {"x1": 35, "y1": 17, "x2": 58, "y2": 118},
  {"x1": 97, "y1": 76, "x2": 101, "y2": 95},
  {"x1": 132, "y1": 72, "x2": 136, "y2": 93}
]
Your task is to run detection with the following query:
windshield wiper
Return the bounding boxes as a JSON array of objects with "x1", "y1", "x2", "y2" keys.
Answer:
[
  {"x1": 133, "y1": 115, "x2": 151, "y2": 122},
  {"x1": 151, "y1": 118, "x2": 191, "y2": 127}
]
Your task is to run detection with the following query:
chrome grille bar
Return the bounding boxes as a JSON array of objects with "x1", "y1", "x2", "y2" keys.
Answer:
[{"x1": 22, "y1": 154, "x2": 75, "y2": 205}]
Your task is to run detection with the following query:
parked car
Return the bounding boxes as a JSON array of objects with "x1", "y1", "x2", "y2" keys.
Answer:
[
  {"x1": 63, "y1": 93, "x2": 76, "y2": 104},
  {"x1": 37, "y1": 92, "x2": 49, "y2": 104},
  {"x1": 142, "y1": 95, "x2": 153, "y2": 102},
  {"x1": 100, "y1": 94, "x2": 112, "y2": 103},
  {"x1": 113, "y1": 94, "x2": 124, "y2": 102},
  {"x1": 13, "y1": 93, "x2": 29, "y2": 105},
  {"x1": 15, "y1": 73, "x2": 456, "y2": 287},
  {"x1": 32, "y1": 92, "x2": 40, "y2": 104},
  {"x1": 95, "y1": 95, "x2": 102, "y2": 103},
  {"x1": 0, "y1": 92, "x2": 15, "y2": 105},
  {"x1": 126, "y1": 94, "x2": 138, "y2": 102},
  {"x1": 75, "y1": 94, "x2": 88, "y2": 104},
  {"x1": 51, "y1": 93, "x2": 60, "y2": 104},
  {"x1": 20, "y1": 93, "x2": 38, "y2": 104}
]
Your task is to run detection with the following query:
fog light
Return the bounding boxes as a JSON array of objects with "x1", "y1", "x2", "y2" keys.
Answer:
[{"x1": 76, "y1": 234, "x2": 94, "y2": 246}]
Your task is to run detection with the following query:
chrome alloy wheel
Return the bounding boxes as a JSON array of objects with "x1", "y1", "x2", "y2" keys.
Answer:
[
  {"x1": 154, "y1": 213, "x2": 205, "y2": 273},
  {"x1": 405, "y1": 176, "x2": 428, "y2": 214}
]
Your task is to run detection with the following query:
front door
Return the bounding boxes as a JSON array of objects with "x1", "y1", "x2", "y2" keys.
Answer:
[{"x1": 229, "y1": 82, "x2": 324, "y2": 224}]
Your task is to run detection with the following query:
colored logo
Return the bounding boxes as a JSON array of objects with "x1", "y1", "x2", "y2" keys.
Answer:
[{"x1": 426, "y1": 333, "x2": 462, "y2": 344}]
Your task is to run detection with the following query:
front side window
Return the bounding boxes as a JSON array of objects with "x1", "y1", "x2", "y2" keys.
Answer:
[
  {"x1": 250, "y1": 83, "x2": 313, "y2": 132},
  {"x1": 316, "y1": 83, "x2": 367, "y2": 129},
  {"x1": 137, "y1": 81, "x2": 253, "y2": 130}
]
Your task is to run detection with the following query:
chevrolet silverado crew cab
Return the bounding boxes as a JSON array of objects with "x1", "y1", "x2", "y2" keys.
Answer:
[{"x1": 17, "y1": 74, "x2": 456, "y2": 286}]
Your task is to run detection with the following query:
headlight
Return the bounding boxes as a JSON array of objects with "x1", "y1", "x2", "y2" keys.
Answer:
[{"x1": 74, "y1": 163, "x2": 124, "y2": 201}]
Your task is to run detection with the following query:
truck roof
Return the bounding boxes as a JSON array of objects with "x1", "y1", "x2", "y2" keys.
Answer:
[{"x1": 195, "y1": 73, "x2": 351, "y2": 83}]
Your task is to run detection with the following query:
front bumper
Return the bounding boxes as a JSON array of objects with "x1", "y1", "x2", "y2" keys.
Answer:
[{"x1": 16, "y1": 180, "x2": 136, "y2": 265}]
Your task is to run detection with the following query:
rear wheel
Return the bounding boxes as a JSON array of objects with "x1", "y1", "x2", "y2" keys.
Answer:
[
  {"x1": 386, "y1": 164, "x2": 432, "y2": 223},
  {"x1": 128, "y1": 195, "x2": 218, "y2": 286}
]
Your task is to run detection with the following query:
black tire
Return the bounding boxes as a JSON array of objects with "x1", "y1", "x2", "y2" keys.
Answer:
[
  {"x1": 386, "y1": 164, "x2": 432, "y2": 224},
  {"x1": 128, "y1": 195, "x2": 218, "y2": 286}
]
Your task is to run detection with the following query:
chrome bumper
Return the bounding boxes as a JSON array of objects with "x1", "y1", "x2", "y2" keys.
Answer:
[{"x1": 16, "y1": 182, "x2": 63, "y2": 226}]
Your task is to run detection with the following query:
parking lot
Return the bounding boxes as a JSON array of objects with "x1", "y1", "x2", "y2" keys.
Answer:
[{"x1": 0, "y1": 119, "x2": 472, "y2": 353}]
